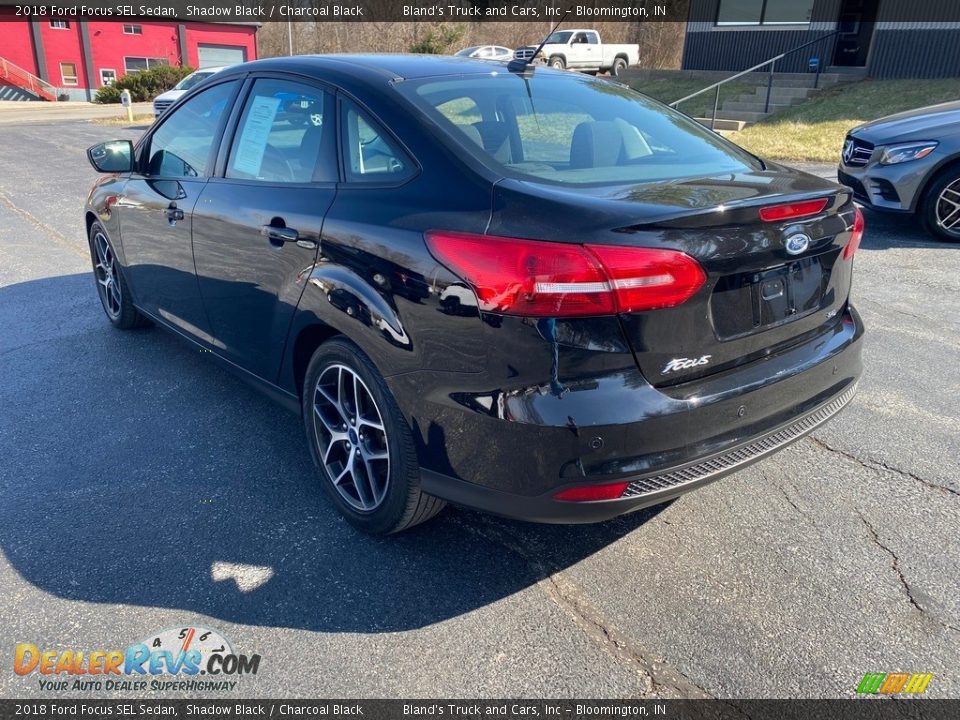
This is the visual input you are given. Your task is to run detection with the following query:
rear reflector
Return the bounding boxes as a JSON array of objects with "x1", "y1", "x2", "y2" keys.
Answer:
[
  {"x1": 759, "y1": 198, "x2": 830, "y2": 222},
  {"x1": 554, "y1": 482, "x2": 630, "y2": 502},
  {"x1": 425, "y1": 231, "x2": 705, "y2": 318},
  {"x1": 843, "y1": 206, "x2": 865, "y2": 260}
]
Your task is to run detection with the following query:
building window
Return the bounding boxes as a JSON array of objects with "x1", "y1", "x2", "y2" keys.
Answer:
[
  {"x1": 124, "y1": 57, "x2": 169, "y2": 73},
  {"x1": 716, "y1": 0, "x2": 814, "y2": 25},
  {"x1": 100, "y1": 69, "x2": 117, "y2": 86},
  {"x1": 49, "y1": 20, "x2": 70, "y2": 29},
  {"x1": 60, "y1": 62, "x2": 78, "y2": 86},
  {"x1": 122, "y1": 24, "x2": 143, "y2": 35}
]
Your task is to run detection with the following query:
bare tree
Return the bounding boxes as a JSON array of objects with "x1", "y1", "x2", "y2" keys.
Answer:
[{"x1": 256, "y1": 15, "x2": 686, "y2": 69}]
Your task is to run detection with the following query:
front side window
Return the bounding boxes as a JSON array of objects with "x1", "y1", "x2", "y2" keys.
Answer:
[
  {"x1": 59, "y1": 62, "x2": 78, "y2": 86},
  {"x1": 340, "y1": 99, "x2": 414, "y2": 183},
  {"x1": 545, "y1": 31, "x2": 573, "y2": 44},
  {"x1": 398, "y1": 73, "x2": 759, "y2": 186},
  {"x1": 717, "y1": 0, "x2": 814, "y2": 25},
  {"x1": 146, "y1": 81, "x2": 236, "y2": 178},
  {"x1": 227, "y1": 79, "x2": 335, "y2": 184}
]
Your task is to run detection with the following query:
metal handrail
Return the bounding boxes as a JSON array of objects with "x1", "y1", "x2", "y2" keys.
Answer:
[
  {"x1": 0, "y1": 56, "x2": 58, "y2": 101},
  {"x1": 670, "y1": 30, "x2": 841, "y2": 130}
]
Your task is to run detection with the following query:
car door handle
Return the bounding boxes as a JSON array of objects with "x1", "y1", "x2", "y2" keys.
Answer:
[
  {"x1": 261, "y1": 224, "x2": 299, "y2": 245},
  {"x1": 165, "y1": 204, "x2": 184, "y2": 223}
]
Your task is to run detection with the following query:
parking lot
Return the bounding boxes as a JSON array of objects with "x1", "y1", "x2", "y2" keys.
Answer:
[{"x1": 0, "y1": 116, "x2": 957, "y2": 699}]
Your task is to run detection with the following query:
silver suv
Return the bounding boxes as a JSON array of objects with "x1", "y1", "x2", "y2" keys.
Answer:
[{"x1": 838, "y1": 101, "x2": 960, "y2": 242}]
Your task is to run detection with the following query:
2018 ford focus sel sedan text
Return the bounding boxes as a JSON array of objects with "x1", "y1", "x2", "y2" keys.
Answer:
[{"x1": 84, "y1": 55, "x2": 864, "y2": 534}]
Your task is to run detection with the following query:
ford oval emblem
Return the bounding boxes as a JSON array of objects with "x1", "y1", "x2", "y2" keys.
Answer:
[{"x1": 785, "y1": 233, "x2": 810, "y2": 256}]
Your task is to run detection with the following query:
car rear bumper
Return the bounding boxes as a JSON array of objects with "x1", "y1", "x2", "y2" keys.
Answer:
[
  {"x1": 421, "y1": 379, "x2": 858, "y2": 523},
  {"x1": 400, "y1": 304, "x2": 864, "y2": 523}
]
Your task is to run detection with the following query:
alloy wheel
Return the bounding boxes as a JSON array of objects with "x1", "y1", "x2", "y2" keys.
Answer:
[
  {"x1": 312, "y1": 363, "x2": 390, "y2": 512},
  {"x1": 93, "y1": 231, "x2": 121, "y2": 318},
  {"x1": 935, "y1": 179, "x2": 960, "y2": 234}
]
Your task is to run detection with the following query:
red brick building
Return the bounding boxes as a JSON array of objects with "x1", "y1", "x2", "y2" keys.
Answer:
[{"x1": 0, "y1": 17, "x2": 258, "y2": 101}]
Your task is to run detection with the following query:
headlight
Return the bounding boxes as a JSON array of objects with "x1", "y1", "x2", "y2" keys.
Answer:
[{"x1": 879, "y1": 141, "x2": 938, "y2": 165}]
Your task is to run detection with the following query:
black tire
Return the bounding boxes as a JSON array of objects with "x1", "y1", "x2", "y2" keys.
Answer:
[
  {"x1": 88, "y1": 221, "x2": 150, "y2": 329},
  {"x1": 920, "y1": 168, "x2": 960, "y2": 242},
  {"x1": 611, "y1": 57, "x2": 628, "y2": 77},
  {"x1": 549, "y1": 55, "x2": 566, "y2": 70},
  {"x1": 302, "y1": 337, "x2": 445, "y2": 534}
]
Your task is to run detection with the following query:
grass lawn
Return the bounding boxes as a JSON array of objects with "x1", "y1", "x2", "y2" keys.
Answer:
[
  {"x1": 93, "y1": 113, "x2": 156, "y2": 126},
  {"x1": 626, "y1": 77, "x2": 756, "y2": 119},
  {"x1": 730, "y1": 79, "x2": 960, "y2": 163}
]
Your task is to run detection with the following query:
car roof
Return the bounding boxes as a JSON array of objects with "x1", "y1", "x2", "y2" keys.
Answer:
[{"x1": 217, "y1": 54, "x2": 515, "y2": 82}]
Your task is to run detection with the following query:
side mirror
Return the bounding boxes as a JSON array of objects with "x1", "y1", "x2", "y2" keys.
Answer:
[{"x1": 86, "y1": 140, "x2": 134, "y2": 173}]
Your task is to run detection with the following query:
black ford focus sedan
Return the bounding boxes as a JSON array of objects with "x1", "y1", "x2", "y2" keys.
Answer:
[{"x1": 84, "y1": 55, "x2": 864, "y2": 534}]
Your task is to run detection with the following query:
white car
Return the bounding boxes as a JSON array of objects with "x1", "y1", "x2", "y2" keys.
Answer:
[
  {"x1": 153, "y1": 66, "x2": 229, "y2": 116},
  {"x1": 454, "y1": 46, "x2": 514, "y2": 61}
]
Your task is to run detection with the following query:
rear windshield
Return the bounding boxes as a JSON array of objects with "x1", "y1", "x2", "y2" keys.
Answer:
[{"x1": 395, "y1": 72, "x2": 760, "y2": 186}]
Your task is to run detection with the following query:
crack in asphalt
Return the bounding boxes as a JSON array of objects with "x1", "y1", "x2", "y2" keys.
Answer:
[
  {"x1": 0, "y1": 187, "x2": 86, "y2": 258},
  {"x1": 808, "y1": 435, "x2": 959, "y2": 499},
  {"x1": 855, "y1": 511, "x2": 960, "y2": 636},
  {"x1": 453, "y1": 516, "x2": 727, "y2": 702}
]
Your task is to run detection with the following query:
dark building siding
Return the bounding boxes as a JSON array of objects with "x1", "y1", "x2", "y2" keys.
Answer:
[
  {"x1": 682, "y1": 28, "x2": 838, "y2": 74},
  {"x1": 683, "y1": 0, "x2": 960, "y2": 79}
]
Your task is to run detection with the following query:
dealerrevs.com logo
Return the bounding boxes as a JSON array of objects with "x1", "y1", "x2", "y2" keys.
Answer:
[{"x1": 14, "y1": 626, "x2": 261, "y2": 693}]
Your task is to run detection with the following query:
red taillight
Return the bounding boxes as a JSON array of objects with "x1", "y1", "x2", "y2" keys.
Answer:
[
  {"x1": 585, "y1": 244, "x2": 706, "y2": 313},
  {"x1": 554, "y1": 482, "x2": 630, "y2": 502},
  {"x1": 759, "y1": 198, "x2": 830, "y2": 222},
  {"x1": 843, "y1": 206, "x2": 865, "y2": 260},
  {"x1": 425, "y1": 231, "x2": 705, "y2": 318}
]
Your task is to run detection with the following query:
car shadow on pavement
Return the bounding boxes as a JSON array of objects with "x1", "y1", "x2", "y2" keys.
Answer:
[
  {"x1": 0, "y1": 272, "x2": 664, "y2": 634},
  {"x1": 857, "y1": 207, "x2": 959, "y2": 251}
]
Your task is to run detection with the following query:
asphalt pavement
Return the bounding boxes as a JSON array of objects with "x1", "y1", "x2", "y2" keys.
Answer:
[{"x1": 0, "y1": 117, "x2": 957, "y2": 700}]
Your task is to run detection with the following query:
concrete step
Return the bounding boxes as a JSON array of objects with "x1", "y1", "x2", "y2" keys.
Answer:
[
  {"x1": 827, "y1": 66, "x2": 869, "y2": 77},
  {"x1": 721, "y1": 101, "x2": 794, "y2": 114},
  {"x1": 731, "y1": 93, "x2": 806, "y2": 107},
  {"x1": 715, "y1": 110, "x2": 774, "y2": 123},
  {"x1": 695, "y1": 117, "x2": 748, "y2": 132},
  {"x1": 742, "y1": 86, "x2": 815, "y2": 100}
]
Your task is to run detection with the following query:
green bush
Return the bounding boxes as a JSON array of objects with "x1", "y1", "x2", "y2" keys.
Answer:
[
  {"x1": 409, "y1": 24, "x2": 465, "y2": 54},
  {"x1": 94, "y1": 85, "x2": 123, "y2": 104},
  {"x1": 94, "y1": 65, "x2": 195, "y2": 104}
]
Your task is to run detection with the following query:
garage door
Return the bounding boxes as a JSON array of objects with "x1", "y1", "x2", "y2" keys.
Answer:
[{"x1": 197, "y1": 45, "x2": 246, "y2": 68}]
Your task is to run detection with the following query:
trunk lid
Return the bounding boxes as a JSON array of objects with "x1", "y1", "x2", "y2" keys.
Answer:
[{"x1": 489, "y1": 165, "x2": 856, "y2": 386}]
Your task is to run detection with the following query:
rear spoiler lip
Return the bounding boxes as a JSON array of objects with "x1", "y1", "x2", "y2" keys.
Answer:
[{"x1": 611, "y1": 188, "x2": 852, "y2": 232}]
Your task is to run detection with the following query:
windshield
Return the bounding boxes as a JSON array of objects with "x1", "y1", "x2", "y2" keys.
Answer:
[
  {"x1": 545, "y1": 32, "x2": 573, "y2": 44},
  {"x1": 396, "y1": 73, "x2": 760, "y2": 186},
  {"x1": 455, "y1": 47, "x2": 480, "y2": 57},
  {"x1": 175, "y1": 71, "x2": 216, "y2": 91}
]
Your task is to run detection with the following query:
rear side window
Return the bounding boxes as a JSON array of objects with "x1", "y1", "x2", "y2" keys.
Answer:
[
  {"x1": 147, "y1": 81, "x2": 236, "y2": 178},
  {"x1": 226, "y1": 79, "x2": 335, "y2": 183},
  {"x1": 340, "y1": 99, "x2": 414, "y2": 183}
]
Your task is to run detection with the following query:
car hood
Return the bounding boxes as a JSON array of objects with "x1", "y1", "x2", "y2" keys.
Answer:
[
  {"x1": 851, "y1": 100, "x2": 960, "y2": 142},
  {"x1": 154, "y1": 89, "x2": 186, "y2": 103}
]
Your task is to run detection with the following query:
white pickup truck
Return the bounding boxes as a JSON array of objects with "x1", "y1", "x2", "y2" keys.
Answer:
[{"x1": 514, "y1": 29, "x2": 640, "y2": 76}]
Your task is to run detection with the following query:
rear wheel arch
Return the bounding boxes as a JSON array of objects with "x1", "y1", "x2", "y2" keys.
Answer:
[{"x1": 292, "y1": 323, "x2": 342, "y2": 400}]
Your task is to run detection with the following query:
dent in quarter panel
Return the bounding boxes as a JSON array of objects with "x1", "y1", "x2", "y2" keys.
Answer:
[{"x1": 280, "y1": 177, "x2": 492, "y2": 389}]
